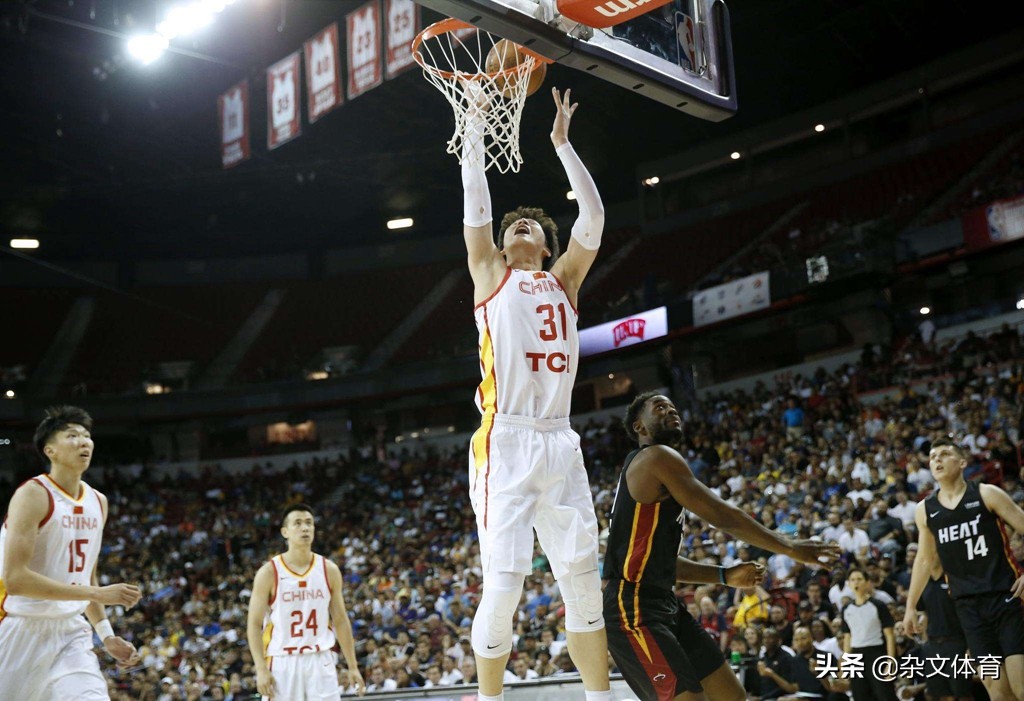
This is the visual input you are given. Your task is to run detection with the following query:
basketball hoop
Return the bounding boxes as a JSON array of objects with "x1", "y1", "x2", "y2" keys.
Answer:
[{"x1": 413, "y1": 19, "x2": 552, "y2": 174}]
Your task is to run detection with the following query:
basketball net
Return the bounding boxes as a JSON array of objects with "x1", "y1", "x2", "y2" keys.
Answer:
[{"x1": 413, "y1": 19, "x2": 542, "y2": 174}]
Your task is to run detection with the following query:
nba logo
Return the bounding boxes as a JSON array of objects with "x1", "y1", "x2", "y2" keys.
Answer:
[{"x1": 676, "y1": 13, "x2": 700, "y2": 72}]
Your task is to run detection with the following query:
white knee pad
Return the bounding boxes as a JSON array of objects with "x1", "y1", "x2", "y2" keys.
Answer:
[
  {"x1": 560, "y1": 563, "x2": 604, "y2": 633},
  {"x1": 471, "y1": 571, "x2": 525, "y2": 658}
]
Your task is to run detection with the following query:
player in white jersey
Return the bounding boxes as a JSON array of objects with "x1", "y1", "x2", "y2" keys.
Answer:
[
  {"x1": 0, "y1": 406, "x2": 143, "y2": 700},
  {"x1": 461, "y1": 87, "x2": 610, "y2": 701},
  {"x1": 247, "y1": 503, "x2": 364, "y2": 700}
]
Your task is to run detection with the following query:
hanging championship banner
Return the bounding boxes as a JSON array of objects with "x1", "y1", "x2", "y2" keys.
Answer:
[
  {"x1": 347, "y1": 0, "x2": 383, "y2": 99},
  {"x1": 218, "y1": 80, "x2": 250, "y2": 169},
  {"x1": 267, "y1": 52, "x2": 302, "y2": 150},
  {"x1": 692, "y1": 271, "x2": 771, "y2": 327},
  {"x1": 304, "y1": 23, "x2": 343, "y2": 123},
  {"x1": 384, "y1": 0, "x2": 419, "y2": 78}
]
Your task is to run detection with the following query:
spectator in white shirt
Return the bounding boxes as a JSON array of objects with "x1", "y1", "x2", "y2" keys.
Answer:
[
  {"x1": 821, "y1": 510, "x2": 844, "y2": 543},
  {"x1": 846, "y1": 478, "x2": 875, "y2": 507},
  {"x1": 366, "y1": 665, "x2": 398, "y2": 693},
  {"x1": 510, "y1": 657, "x2": 539, "y2": 683},
  {"x1": 439, "y1": 655, "x2": 463, "y2": 686},
  {"x1": 886, "y1": 491, "x2": 916, "y2": 527},
  {"x1": 837, "y1": 516, "x2": 871, "y2": 561}
]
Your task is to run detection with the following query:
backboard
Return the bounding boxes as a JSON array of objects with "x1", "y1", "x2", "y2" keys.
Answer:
[{"x1": 413, "y1": 0, "x2": 735, "y2": 120}]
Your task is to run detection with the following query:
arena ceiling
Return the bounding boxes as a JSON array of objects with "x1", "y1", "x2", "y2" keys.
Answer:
[{"x1": 1, "y1": 0, "x2": 1019, "y2": 262}]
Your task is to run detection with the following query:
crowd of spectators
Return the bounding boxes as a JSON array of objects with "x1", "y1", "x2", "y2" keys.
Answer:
[{"x1": 44, "y1": 321, "x2": 1023, "y2": 699}]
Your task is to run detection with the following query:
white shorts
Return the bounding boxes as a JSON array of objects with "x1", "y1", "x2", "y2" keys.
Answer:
[
  {"x1": 469, "y1": 414, "x2": 600, "y2": 578},
  {"x1": 0, "y1": 615, "x2": 109, "y2": 701},
  {"x1": 265, "y1": 649, "x2": 340, "y2": 701}
]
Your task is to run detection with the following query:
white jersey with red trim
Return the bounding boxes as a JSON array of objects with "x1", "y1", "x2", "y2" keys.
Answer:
[
  {"x1": 0, "y1": 475, "x2": 104, "y2": 619},
  {"x1": 264, "y1": 553, "x2": 335, "y2": 657},
  {"x1": 474, "y1": 268, "x2": 579, "y2": 420}
]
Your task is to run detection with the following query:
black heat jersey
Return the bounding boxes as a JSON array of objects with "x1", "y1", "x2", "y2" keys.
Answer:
[
  {"x1": 916, "y1": 577, "x2": 964, "y2": 639},
  {"x1": 926, "y1": 481, "x2": 1023, "y2": 599},
  {"x1": 603, "y1": 446, "x2": 684, "y2": 592}
]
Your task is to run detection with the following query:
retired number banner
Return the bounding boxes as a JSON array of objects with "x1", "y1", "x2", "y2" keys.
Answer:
[
  {"x1": 267, "y1": 52, "x2": 301, "y2": 150},
  {"x1": 304, "y1": 23, "x2": 343, "y2": 123},
  {"x1": 218, "y1": 79, "x2": 250, "y2": 169},
  {"x1": 384, "y1": 0, "x2": 419, "y2": 78},
  {"x1": 692, "y1": 271, "x2": 771, "y2": 327},
  {"x1": 347, "y1": 0, "x2": 383, "y2": 99}
]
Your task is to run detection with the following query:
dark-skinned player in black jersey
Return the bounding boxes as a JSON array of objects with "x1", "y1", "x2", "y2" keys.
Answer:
[
  {"x1": 904, "y1": 438, "x2": 1024, "y2": 701},
  {"x1": 603, "y1": 392, "x2": 841, "y2": 701}
]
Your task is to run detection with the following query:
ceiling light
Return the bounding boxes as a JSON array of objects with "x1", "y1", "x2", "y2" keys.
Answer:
[
  {"x1": 566, "y1": 190, "x2": 576, "y2": 200},
  {"x1": 127, "y1": 34, "x2": 169, "y2": 65},
  {"x1": 158, "y1": 3, "x2": 215, "y2": 39},
  {"x1": 1016, "y1": 298, "x2": 1024, "y2": 310},
  {"x1": 919, "y1": 306, "x2": 930, "y2": 315},
  {"x1": 730, "y1": 151, "x2": 741, "y2": 160},
  {"x1": 4, "y1": 390, "x2": 14, "y2": 399},
  {"x1": 814, "y1": 124, "x2": 825, "y2": 133},
  {"x1": 10, "y1": 238, "x2": 39, "y2": 249},
  {"x1": 642, "y1": 176, "x2": 660, "y2": 187},
  {"x1": 387, "y1": 218, "x2": 413, "y2": 230}
]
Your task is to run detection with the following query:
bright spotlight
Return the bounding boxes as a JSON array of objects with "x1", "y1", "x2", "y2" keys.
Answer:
[
  {"x1": 127, "y1": 34, "x2": 169, "y2": 64},
  {"x1": 158, "y1": 3, "x2": 215, "y2": 39},
  {"x1": 730, "y1": 151, "x2": 741, "y2": 160},
  {"x1": 566, "y1": 190, "x2": 576, "y2": 200},
  {"x1": 4, "y1": 390, "x2": 14, "y2": 399},
  {"x1": 387, "y1": 218, "x2": 414, "y2": 230},
  {"x1": 919, "y1": 306, "x2": 931, "y2": 315},
  {"x1": 10, "y1": 238, "x2": 39, "y2": 249},
  {"x1": 814, "y1": 124, "x2": 825, "y2": 133},
  {"x1": 1016, "y1": 298, "x2": 1024, "y2": 310}
]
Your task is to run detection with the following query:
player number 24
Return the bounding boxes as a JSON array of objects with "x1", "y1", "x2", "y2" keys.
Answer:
[
  {"x1": 290, "y1": 609, "x2": 319, "y2": 638},
  {"x1": 965, "y1": 535, "x2": 989, "y2": 560}
]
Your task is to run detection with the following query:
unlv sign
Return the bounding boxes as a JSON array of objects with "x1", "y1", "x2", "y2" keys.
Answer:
[{"x1": 579, "y1": 307, "x2": 667, "y2": 357}]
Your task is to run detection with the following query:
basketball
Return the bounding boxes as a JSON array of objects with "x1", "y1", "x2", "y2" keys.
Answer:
[{"x1": 485, "y1": 39, "x2": 547, "y2": 98}]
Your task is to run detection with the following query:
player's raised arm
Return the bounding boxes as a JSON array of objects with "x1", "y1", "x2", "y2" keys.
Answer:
[
  {"x1": 247, "y1": 562, "x2": 277, "y2": 699},
  {"x1": 461, "y1": 84, "x2": 506, "y2": 298},
  {"x1": 326, "y1": 560, "x2": 365, "y2": 696},
  {"x1": 640, "y1": 445, "x2": 840, "y2": 566},
  {"x1": 902, "y1": 501, "x2": 938, "y2": 635},
  {"x1": 549, "y1": 87, "x2": 605, "y2": 296}
]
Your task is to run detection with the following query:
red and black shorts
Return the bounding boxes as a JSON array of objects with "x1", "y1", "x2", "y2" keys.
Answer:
[{"x1": 604, "y1": 581, "x2": 725, "y2": 701}]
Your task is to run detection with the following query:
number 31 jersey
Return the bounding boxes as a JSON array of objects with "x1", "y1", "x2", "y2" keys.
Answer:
[
  {"x1": 264, "y1": 554, "x2": 336, "y2": 657},
  {"x1": 926, "y1": 481, "x2": 1023, "y2": 598},
  {"x1": 474, "y1": 268, "x2": 579, "y2": 420}
]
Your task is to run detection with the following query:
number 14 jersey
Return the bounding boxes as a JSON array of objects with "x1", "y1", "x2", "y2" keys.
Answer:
[
  {"x1": 474, "y1": 268, "x2": 579, "y2": 420},
  {"x1": 264, "y1": 554, "x2": 335, "y2": 657},
  {"x1": 926, "y1": 481, "x2": 1023, "y2": 598}
]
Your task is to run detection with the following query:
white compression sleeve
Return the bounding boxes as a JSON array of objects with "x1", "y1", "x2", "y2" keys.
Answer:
[
  {"x1": 556, "y1": 142, "x2": 605, "y2": 250},
  {"x1": 462, "y1": 111, "x2": 492, "y2": 228}
]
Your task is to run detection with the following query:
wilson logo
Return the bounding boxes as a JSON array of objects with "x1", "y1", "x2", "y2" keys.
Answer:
[
  {"x1": 594, "y1": 0, "x2": 658, "y2": 19},
  {"x1": 613, "y1": 318, "x2": 646, "y2": 347}
]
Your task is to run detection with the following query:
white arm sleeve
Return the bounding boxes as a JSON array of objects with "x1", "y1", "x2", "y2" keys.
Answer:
[
  {"x1": 462, "y1": 111, "x2": 492, "y2": 228},
  {"x1": 556, "y1": 142, "x2": 605, "y2": 250}
]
